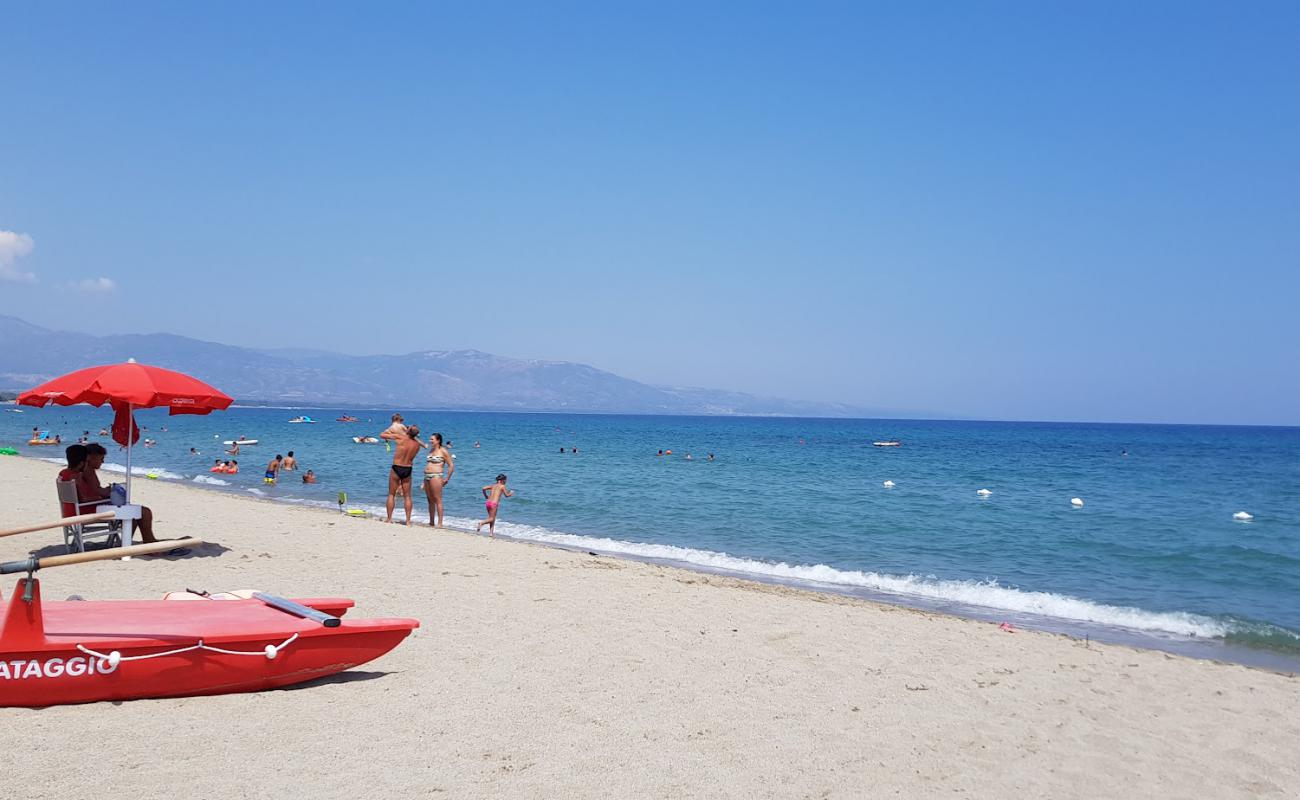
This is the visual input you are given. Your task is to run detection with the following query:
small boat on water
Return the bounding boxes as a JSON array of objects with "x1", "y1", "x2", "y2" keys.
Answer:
[
  {"x1": 352, "y1": 436, "x2": 379, "y2": 444},
  {"x1": 336, "y1": 415, "x2": 360, "y2": 423},
  {"x1": 222, "y1": 439, "x2": 259, "y2": 446},
  {"x1": 872, "y1": 440, "x2": 902, "y2": 447},
  {"x1": 288, "y1": 415, "x2": 317, "y2": 424},
  {"x1": 0, "y1": 524, "x2": 419, "y2": 707}
]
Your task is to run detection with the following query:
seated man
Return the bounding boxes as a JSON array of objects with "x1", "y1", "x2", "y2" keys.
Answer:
[
  {"x1": 58, "y1": 444, "x2": 89, "y2": 516},
  {"x1": 80, "y1": 443, "x2": 159, "y2": 544}
]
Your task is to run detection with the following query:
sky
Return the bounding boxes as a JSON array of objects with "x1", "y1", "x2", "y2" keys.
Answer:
[{"x1": 2, "y1": 2, "x2": 1297, "y2": 425}]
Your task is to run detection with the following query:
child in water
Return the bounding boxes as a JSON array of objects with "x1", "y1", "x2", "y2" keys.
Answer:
[{"x1": 476, "y1": 474, "x2": 514, "y2": 537}]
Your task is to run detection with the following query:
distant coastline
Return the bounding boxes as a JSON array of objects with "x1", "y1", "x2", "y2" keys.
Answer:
[{"x1": 0, "y1": 314, "x2": 877, "y2": 419}]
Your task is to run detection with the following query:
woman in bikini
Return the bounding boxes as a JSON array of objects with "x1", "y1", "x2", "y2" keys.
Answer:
[
  {"x1": 385, "y1": 424, "x2": 423, "y2": 525},
  {"x1": 422, "y1": 432, "x2": 455, "y2": 528}
]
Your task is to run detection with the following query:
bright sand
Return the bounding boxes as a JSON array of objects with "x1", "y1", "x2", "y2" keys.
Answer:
[{"x1": 1, "y1": 457, "x2": 1297, "y2": 798}]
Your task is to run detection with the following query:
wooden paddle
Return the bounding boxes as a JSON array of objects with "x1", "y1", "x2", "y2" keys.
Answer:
[
  {"x1": 0, "y1": 511, "x2": 117, "y2": 539},
  {"x1": 0, "y1": 538, "x2": 204, "y2": 575}
]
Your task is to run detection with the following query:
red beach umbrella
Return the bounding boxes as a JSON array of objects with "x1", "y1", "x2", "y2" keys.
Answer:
[{"x1": 18, "y1": 359, "x2": 233, "y2": 505}]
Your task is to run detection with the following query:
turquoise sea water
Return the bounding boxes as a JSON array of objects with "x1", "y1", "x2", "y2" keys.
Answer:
[{"x1": 4, "y1": 406, "x2": 1299, "y2": 669}]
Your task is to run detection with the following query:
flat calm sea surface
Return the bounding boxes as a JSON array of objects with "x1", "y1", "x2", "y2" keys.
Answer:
[{"x1": 6, "y1": 406, "x2": 1299, "y2": 668}]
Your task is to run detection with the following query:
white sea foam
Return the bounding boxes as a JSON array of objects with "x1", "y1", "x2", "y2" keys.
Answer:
[
  {"x1": 192, "y1": 475, "x2": 230, "y2": 486},
  {"x1": 182, "y1": 484, "x2": 1238, "y2": 641},
  {"x1": 481, "y1": 521, "x2": 1233, "y2": 639},
  {"x1": 245, "y1": 487, "x2": 266, "y2": 496}
]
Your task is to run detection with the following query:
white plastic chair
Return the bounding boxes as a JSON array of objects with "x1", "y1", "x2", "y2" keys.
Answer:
[{"x1": 56, "y1": 480, "x2": 123, "y2": 553}]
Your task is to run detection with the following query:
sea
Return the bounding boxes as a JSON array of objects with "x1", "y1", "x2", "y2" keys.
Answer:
[{"x1": 4, "y1": 405, "x2": 1299, "y2": 670}]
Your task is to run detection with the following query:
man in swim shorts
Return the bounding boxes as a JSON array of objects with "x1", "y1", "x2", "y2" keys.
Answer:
[
  {"x1": 379, "y1": 414, "x2": 408, "y2": 494},
  {"x1": 265, "y1": 454, "x2": 283, "y2": 484},
  {"x1": 385, "y1": 424, "x2": 422, "y2": 525}
]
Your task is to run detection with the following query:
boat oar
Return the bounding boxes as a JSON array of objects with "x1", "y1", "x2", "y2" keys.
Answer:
[
  {"x1": 0, "y1": 511, "x2": 117, "y2": 539},
  {"x1": 254, "y1": 592, "x2": 342, "y2": 627},
  {"x1": 0, "y1": 538, "x2": 205, "y2": 575}
]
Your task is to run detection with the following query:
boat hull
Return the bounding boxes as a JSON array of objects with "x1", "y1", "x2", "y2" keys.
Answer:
[{"x1": 1, "y1": 583, "x2": 418, "y2": 707}]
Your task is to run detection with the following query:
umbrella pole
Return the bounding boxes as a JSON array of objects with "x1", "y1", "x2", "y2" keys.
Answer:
[{"x1": 125, "y1": 402, "x2": 133, "y2": 504}]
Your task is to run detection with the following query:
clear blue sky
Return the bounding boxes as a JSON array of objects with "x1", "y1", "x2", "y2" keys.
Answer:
[{"x1": 2, "y1": 2, "x2": 1297, "y2": 425}]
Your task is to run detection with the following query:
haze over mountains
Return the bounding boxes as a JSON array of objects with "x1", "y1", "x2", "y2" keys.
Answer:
[{"x1": 0, "y1": 316, "x2": 874, "y2": 417}]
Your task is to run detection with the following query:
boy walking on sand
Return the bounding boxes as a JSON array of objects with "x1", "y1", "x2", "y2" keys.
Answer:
[{"x1": 476, "y1": 474, "x2": 513, "y2": 536}]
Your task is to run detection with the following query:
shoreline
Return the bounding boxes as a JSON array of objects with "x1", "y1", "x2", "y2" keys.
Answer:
[
  {"x1": 2, "y1": 455, "x2": 1299, "y2": 797},
  {"x1": 9, "y1": 450, "x2": 1299, "y2": 672}
]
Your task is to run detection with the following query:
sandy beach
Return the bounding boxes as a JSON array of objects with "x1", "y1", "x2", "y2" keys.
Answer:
[{"x1": 1, "y1": 456, "x2": 1297, "y2": 799}]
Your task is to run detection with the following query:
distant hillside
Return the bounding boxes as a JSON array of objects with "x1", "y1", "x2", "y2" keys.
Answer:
[{"x1": 0, "y1": 315, "x2": 873, "y2": 417}]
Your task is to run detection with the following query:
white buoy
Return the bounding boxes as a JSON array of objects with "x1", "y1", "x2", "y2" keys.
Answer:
[
  {"x1": 976, "y1": 488, "x2": 992, "y2": 496},
  {"x1": 883, "y1": 480, "x2": 895, "y2": 488},
  {"x1": 1233, "y1": 511, "x2": 1253, "y2": 521},
  {"x1": 1070, "y1": 497, "x2": 1084, "y2": 508}
]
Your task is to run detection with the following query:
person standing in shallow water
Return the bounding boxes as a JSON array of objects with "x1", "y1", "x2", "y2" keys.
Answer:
[
  {"x1": 386, "y1": 424, "x2": 423, "y2": 525},
  {"x1": 476, "y1": 473, "x2": 513, "y2": 537},
  {"x1": 422, "y1": 432, "x2": 455, "y2": 528},
  {"x1": 264, "y1": 454, "x2": 283, "y2": 484}
]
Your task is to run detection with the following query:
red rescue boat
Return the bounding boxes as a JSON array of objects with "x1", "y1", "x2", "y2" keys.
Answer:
[{"x1": 0, "y1": 537, "x2": 419, "y2": 707}]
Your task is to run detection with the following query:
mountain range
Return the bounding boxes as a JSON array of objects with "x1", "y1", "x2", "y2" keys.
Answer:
[{"x1": 0, "y1": 315, "x2": 874, "y2": 417}]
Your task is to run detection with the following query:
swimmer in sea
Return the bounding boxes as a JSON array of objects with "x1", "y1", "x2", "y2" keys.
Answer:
[
  {"x1": 386, "y1": 424, "x2": 423, "y2": 525},
  {"x1": 303, "y1": 470, "x2": 317, "y2": 484}
]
